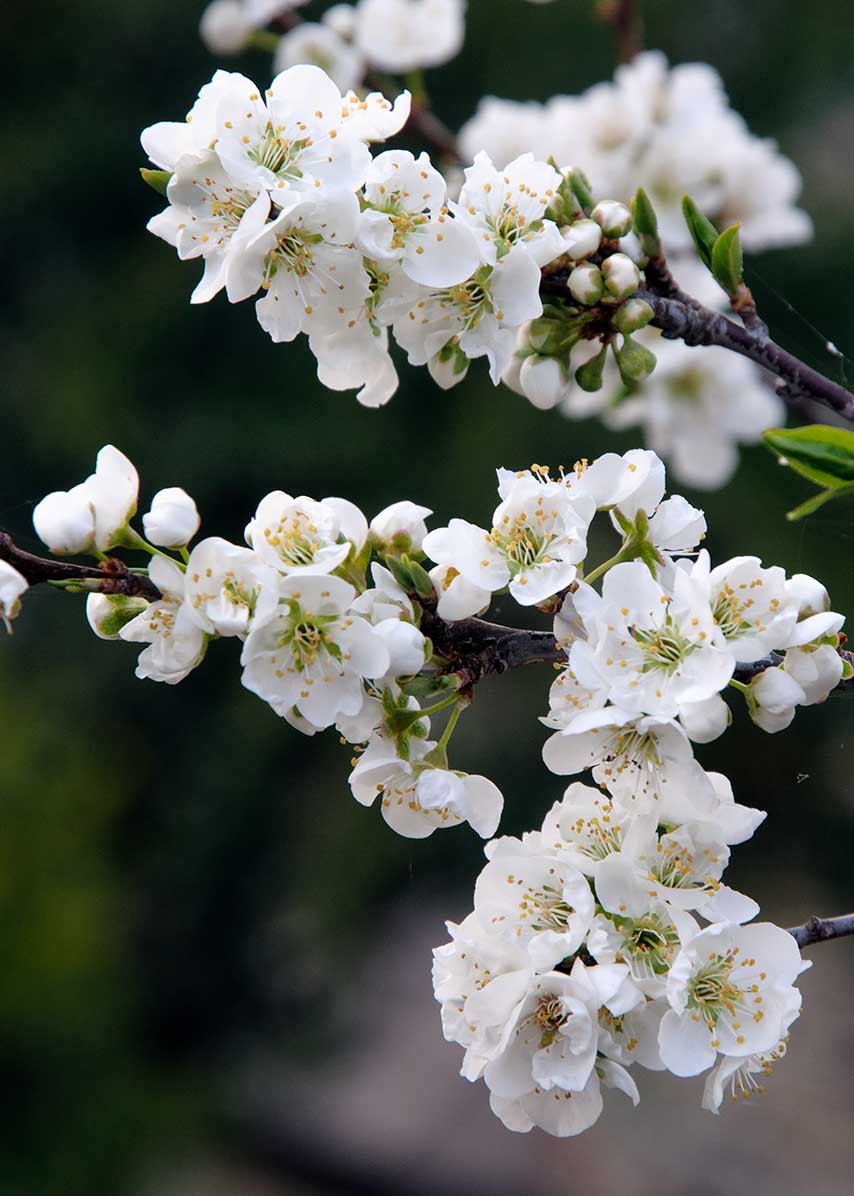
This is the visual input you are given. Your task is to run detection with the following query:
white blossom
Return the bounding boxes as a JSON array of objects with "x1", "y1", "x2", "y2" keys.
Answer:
[
  {"x1": 33, "y1": 445, "x2": 139, "y2": 555},
  {"x1": 370, "y1": 500, "x2": 432, "y2": 552},
  {"x1": 354, "y1": 0, "x2": 466, "y2": 73},
  {"x1": 274, "y1": 23, "x2": 365, "y2": 94},
  {"x1": 240, "y1": 574, "x2": 388, "y2": 726},
  {"x1": 245, "y1": 491, "x2": 367, "y2": 575},
  {"x1": 185, "y1": 536, "x2": 280, "y2": 636},
  {"x1": 660, "y1": 922, "x2": 809, "y2": 1076},
  {"x1": 199, "y1": 0, "x2": 253, "y2": 55},
  {"x1": 119, "y1": 557, "x2": 207, "y2": 684}
]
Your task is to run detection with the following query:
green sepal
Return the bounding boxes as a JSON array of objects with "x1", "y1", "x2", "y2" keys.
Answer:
[
  {"x1": 140, "y1": 168, "x2": 172, "y2": 196},
  {"x1": 565, "y1": 167, "x2": 594, "y2": 215},
  {"x1": 386, "y1": 556, "x2": 414, "y2": 592},
  {"x1": 404, "y1": 556, "x2": 435, "y2": 599},
  {"x1": 575, "y1": 342, "x2": 608, "y2": 393},
  {"x1": 613, "y1": 335, "x2": 656, "y2": 385},
  {"x1": 763, "y1": 425, "x2": 854, "y2": 488},
  {"x1": 681, "y1": 195, "x2": 718, "y2": 268},
  {"x1": 710, "y1": 223, "x2": 743, "y2": 294}
]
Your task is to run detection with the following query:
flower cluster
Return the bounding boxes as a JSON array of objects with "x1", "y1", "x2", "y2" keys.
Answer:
[
  {"x1": 143, "y1": 66, "x2": 603, "y2": 404},
  {"x1": 433, "y1": 798, "x2": 809, "y2": 1135},
  {"x1": 200, "y1": 0, "x2": 466, "y2": 87},
  {"x1": 13, "y1": 442, "x2": 848, "y2": 1135},
  {"x1": 460, "y1": 51, "x2": 811, "y2": 254}
]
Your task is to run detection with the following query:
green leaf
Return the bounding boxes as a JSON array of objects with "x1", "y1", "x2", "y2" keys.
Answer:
[
  {"x1": 763, "y1": 425, "x2": 854, "y2": 488},
  {"x1": 575, "y1": 342, "x2": 608, "y2": 392},
  {"x1": 681, "y1": 196, "x2": 718, "y2": 268},
  {"x1": 710, "y1": 224, "x2": 743, "y2": 294},
  {"x1": 139, "y1": 168, "x2": 172, "y2": 196},
  {"x1": 786, "y1": 482, "x2": 854, "y2": 521}
]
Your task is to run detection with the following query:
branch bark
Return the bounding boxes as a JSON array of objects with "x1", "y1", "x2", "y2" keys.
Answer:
[
  {"x1": 595, "y1": 0, "x2": 644, "y2": 64},
  {"x1": 0, "y1": 532, "x2": 162, "y2": 600},
  {"x1": 788, "y1": 913, "x2": 854, "y2": 947}
]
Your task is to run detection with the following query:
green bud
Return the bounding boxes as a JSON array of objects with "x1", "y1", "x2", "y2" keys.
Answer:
[
  {"x1": 613, "y1": 335, "x2": 657, "y2": 385},
  {"x1": 631, "y1": 187, "x2": 659, "y2": 244},
  {"x1": 564, "y1": 166, "x2": 594, "y2": 215},
  {"x1": 402, "y1": 556, "x2": 435, "y2": 600},
  {"x1": 681, "y1": 195, "x2": 719, "y2": 269},
  {"x1": 386, "y1": 556, "x2": 415, "y2": 592},
  {"x1": 613, "y1": 297, "x2": 654, "y2": 334},
  {"x1": 710, "y1": 223, "x2": 744, "y2": 295},
  {"x1": 140, "y1": 168, "x2": 172, "y2": 196},
  {"x1": 574, "y1": 342, "x2": 608, "y2": 392},
  {"x1": 86, "y1": 593, "x2": 149, "y2": 640},
  {"x1": 568, "y1": 263, "x2": 604, "y2": 306},
  {"x1": 527, "y1": 316, "x2": 569, "y2": 354}
]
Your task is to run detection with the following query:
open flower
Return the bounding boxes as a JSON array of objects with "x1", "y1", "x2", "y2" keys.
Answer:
[{"x1": 119, "y1": 557, "x2": 206, "y2": 684}]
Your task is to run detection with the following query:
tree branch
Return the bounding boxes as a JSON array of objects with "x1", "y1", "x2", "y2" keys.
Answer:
[
  {"x1": 788, "y1": 913, "x2": 854, "y2": 947},
  {"x1": 0, "y1": 532, "x2": 161, "y2": 600},
  {"x1": 595, "y1": 0, "x2": 644, "y2": 64}
]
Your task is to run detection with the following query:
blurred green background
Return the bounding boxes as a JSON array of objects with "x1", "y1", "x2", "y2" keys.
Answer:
[{"x1": 1, "y1": 2, "x2": 853, "y2": 1193}]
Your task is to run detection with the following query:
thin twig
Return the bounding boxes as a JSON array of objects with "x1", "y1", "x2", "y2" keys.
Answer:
[
  {"x1": 788, "y1": 913, "x2": 854, "y2": 947},
  {"x1": 0, "y1": 532, "x2": 161, "y2": 600},
  {"x1": 595, "y1": 0, "x2": 644, "y2": 64}
]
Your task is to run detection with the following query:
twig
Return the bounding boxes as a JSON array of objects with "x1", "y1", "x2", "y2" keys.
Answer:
[
  {"x1": 595, "y1": 0, "x2": 644, "y2": 64},
  {"x1": 788, "y1": 913, "x2": 854, "y2": 947},
  {"x1": 0, "y1": 532, "x2": 161, "y2": 600}
]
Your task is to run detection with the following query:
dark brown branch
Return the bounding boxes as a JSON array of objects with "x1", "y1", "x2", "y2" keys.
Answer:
[
  {"x1": 732, "y1": 650, "x2": 854, "y2": 691},
  {"x1": 637, "y1": 286, "x2": 854, "y2": 421},
  {"x1": 0, "y1": 532, "x2": 161, "y2": 600},
  {"x1": 595, "y1": 0, "x2": 644, "y2": 64},
  {"x1": 788, "y1": 913, "x2": 854, "y2": 947}
]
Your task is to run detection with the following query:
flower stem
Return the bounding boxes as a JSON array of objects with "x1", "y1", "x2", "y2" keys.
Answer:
[
  {"x1": 582, "y1": 542, "x2": 632, "y2": 585},
  {"x1": 438, "y1": 703, "x2": 463, "y2": 751}
]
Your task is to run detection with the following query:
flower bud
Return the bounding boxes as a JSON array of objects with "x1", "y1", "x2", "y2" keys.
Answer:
[
  {"x1": 199, "y1": 0, "x2": 252, "y2": 54},
  {"x1": 375, "y1": 619, "x2": 428, "y2": 678},
  {"x1": 601, "y1": 253, "x2": 641, "y2": 298},
  {"x1": 142, "y1": 487, "x2": 201, "y2": 548},
  {"x1": 787, "y1": 573, "x2": 831, "y2": 618},
  {"x1": 592, "y1": 200, "x2": 633, "y2": 239},
  {"x1": 86, "y1": 593, "x2": 150, "y2": 641},
  {"x1": 568, "y1": 263, "x2": 604, "y2": 306},
  {"x1": 428, "y1": 347, "x2": 469, "y2": 390},
  {"x1": 526, "y1": 316, "x2": 566, "y2": 355},
  {"x1": 370, "y1": 501, "x2": 432, "y2": 553},
  {"x1": 613, "y1": 335, "x2": 656, "y2": 385},
  {"x1": 563, "y1": 218, "x2": 602, "y2": 261},
  {"x1": 324, "y1": 2, "x2": 358, "y2": 38},
  {"x1": 747, "y1": 666, "x2": 805, "y2": 733},
  {"x1": 0, "y1": 561, "x2": 28, "y2": 632},
  {"x1": 33, "y1": 486, "x2": 96, "y2": 555},
  {"x1": 519, "y1": 355, "x2": 567, "y2": 410},
  {"x1": 613, "y1": 297, "x2": 654, "y2": 334}
]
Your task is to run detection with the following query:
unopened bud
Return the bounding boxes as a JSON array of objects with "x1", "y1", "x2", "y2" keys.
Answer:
[
  {"x1": 371, "y1": 502, "x2": 432, "y2": 555},
  {"x1": 592, "y1": 200, "x2": 633, "y2": 239},
  {"x1": 601, "y1": 252, "x2": 641, "y2": 299},
  {"x1": 86, "y1": 593, "x2": 149, "y2": 641},
  {"x1": 613, "y1": 297, "x2": 654, "y2": 334},
  {"x1": 613, "y1": 334, "x2": 656, "y2": 385},
  {"x1": 323, "y1": 2, "x2": 358, "y2": 38},
  {"x1": 199, "y1": 0, "x2": 252, "y2": 54},
  {"x1": 33, "y1": 487, "x2": 96, "y2": 556},
  {"x1": 568, "y1": 263, "x2": 604, "y2": 306},
  {"x1": 563, "y1": 218, "x2": 602, "y2": 261},
  {"x1": 574, "y1": 342, "x2": 608, "y2": 393},
  {"x1": 527, "y1": 316, "x2": 567, "y2": 355},
  {"x1": 142, "y1": 487, "x2": 200, "y2": 548},
  {"x1": 429, "y1": 345, "x2": 469, "y2": 390}
]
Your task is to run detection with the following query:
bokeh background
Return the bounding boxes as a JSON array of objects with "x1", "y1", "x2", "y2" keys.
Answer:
[{"x1": 2, "y1": 1, "x2": 854, "y2": 1193}]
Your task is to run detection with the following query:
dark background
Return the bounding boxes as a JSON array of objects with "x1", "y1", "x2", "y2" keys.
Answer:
[{"x1": 1, "y1": 2, "x2": 853, "y2": 1193}]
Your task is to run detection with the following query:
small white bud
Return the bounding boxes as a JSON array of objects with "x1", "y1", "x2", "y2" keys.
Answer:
[
  {"x1": 33, "y1": 486, "x2": 96, "y2": 555},
  {"x1": 518, "y1": 355, "x2": 567, "y2": 410},
  {"x1": 563, "y1": 218, "x2": 602, "y2": 261},
  {"x1": 787, "y1": 573, "x2": 831, "y2": 618},
  {"x1": 323, "y1": 2, "x2": 358, "y2": 38},
  {"x1": 142, "y1": 488, "x2": 201, "y2": 548},
  {"x1": 592, "y1": 200, "x2": 633, "y2": 239},
  {"x1": 601, "y1": 252, "x2": 641, "y2": 298},
  {"x1": 428, "y1": 351, "x2": 469, "y2": 390},
  {"x1": 199, "y1": 0, "x2": 253, "y2": 54},
  {"x1": 568, "y1": 262, "x2": 604, "y2": 305},
  {"x1": 370, "y1": 501, "x2": 433, "y2": 552},
  {"x1": 375, "y1": 619, "x2": 428, "y2": 678}
]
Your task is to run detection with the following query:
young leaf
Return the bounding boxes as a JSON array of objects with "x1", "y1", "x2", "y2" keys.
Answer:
[
  {"x1": 681, "y1": 196, "x2": 718, "y2": 268},
  {"x1": 631, "y1": 187, "x2": 660, "y2": 256},
  {"x1": 711, "y1": 224, "x2": 743, "y2": 294},
  {"x1": 764, "y1": 425, "x2": 854, "y2": 488},
  {"x1": 786, "y1": 482, "x2": 854, "y2": 522}
]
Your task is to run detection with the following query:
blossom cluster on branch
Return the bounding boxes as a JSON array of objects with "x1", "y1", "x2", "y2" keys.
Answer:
[{"x1": 4, "y1": 441, "x2": 850, "y2": 1135}]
